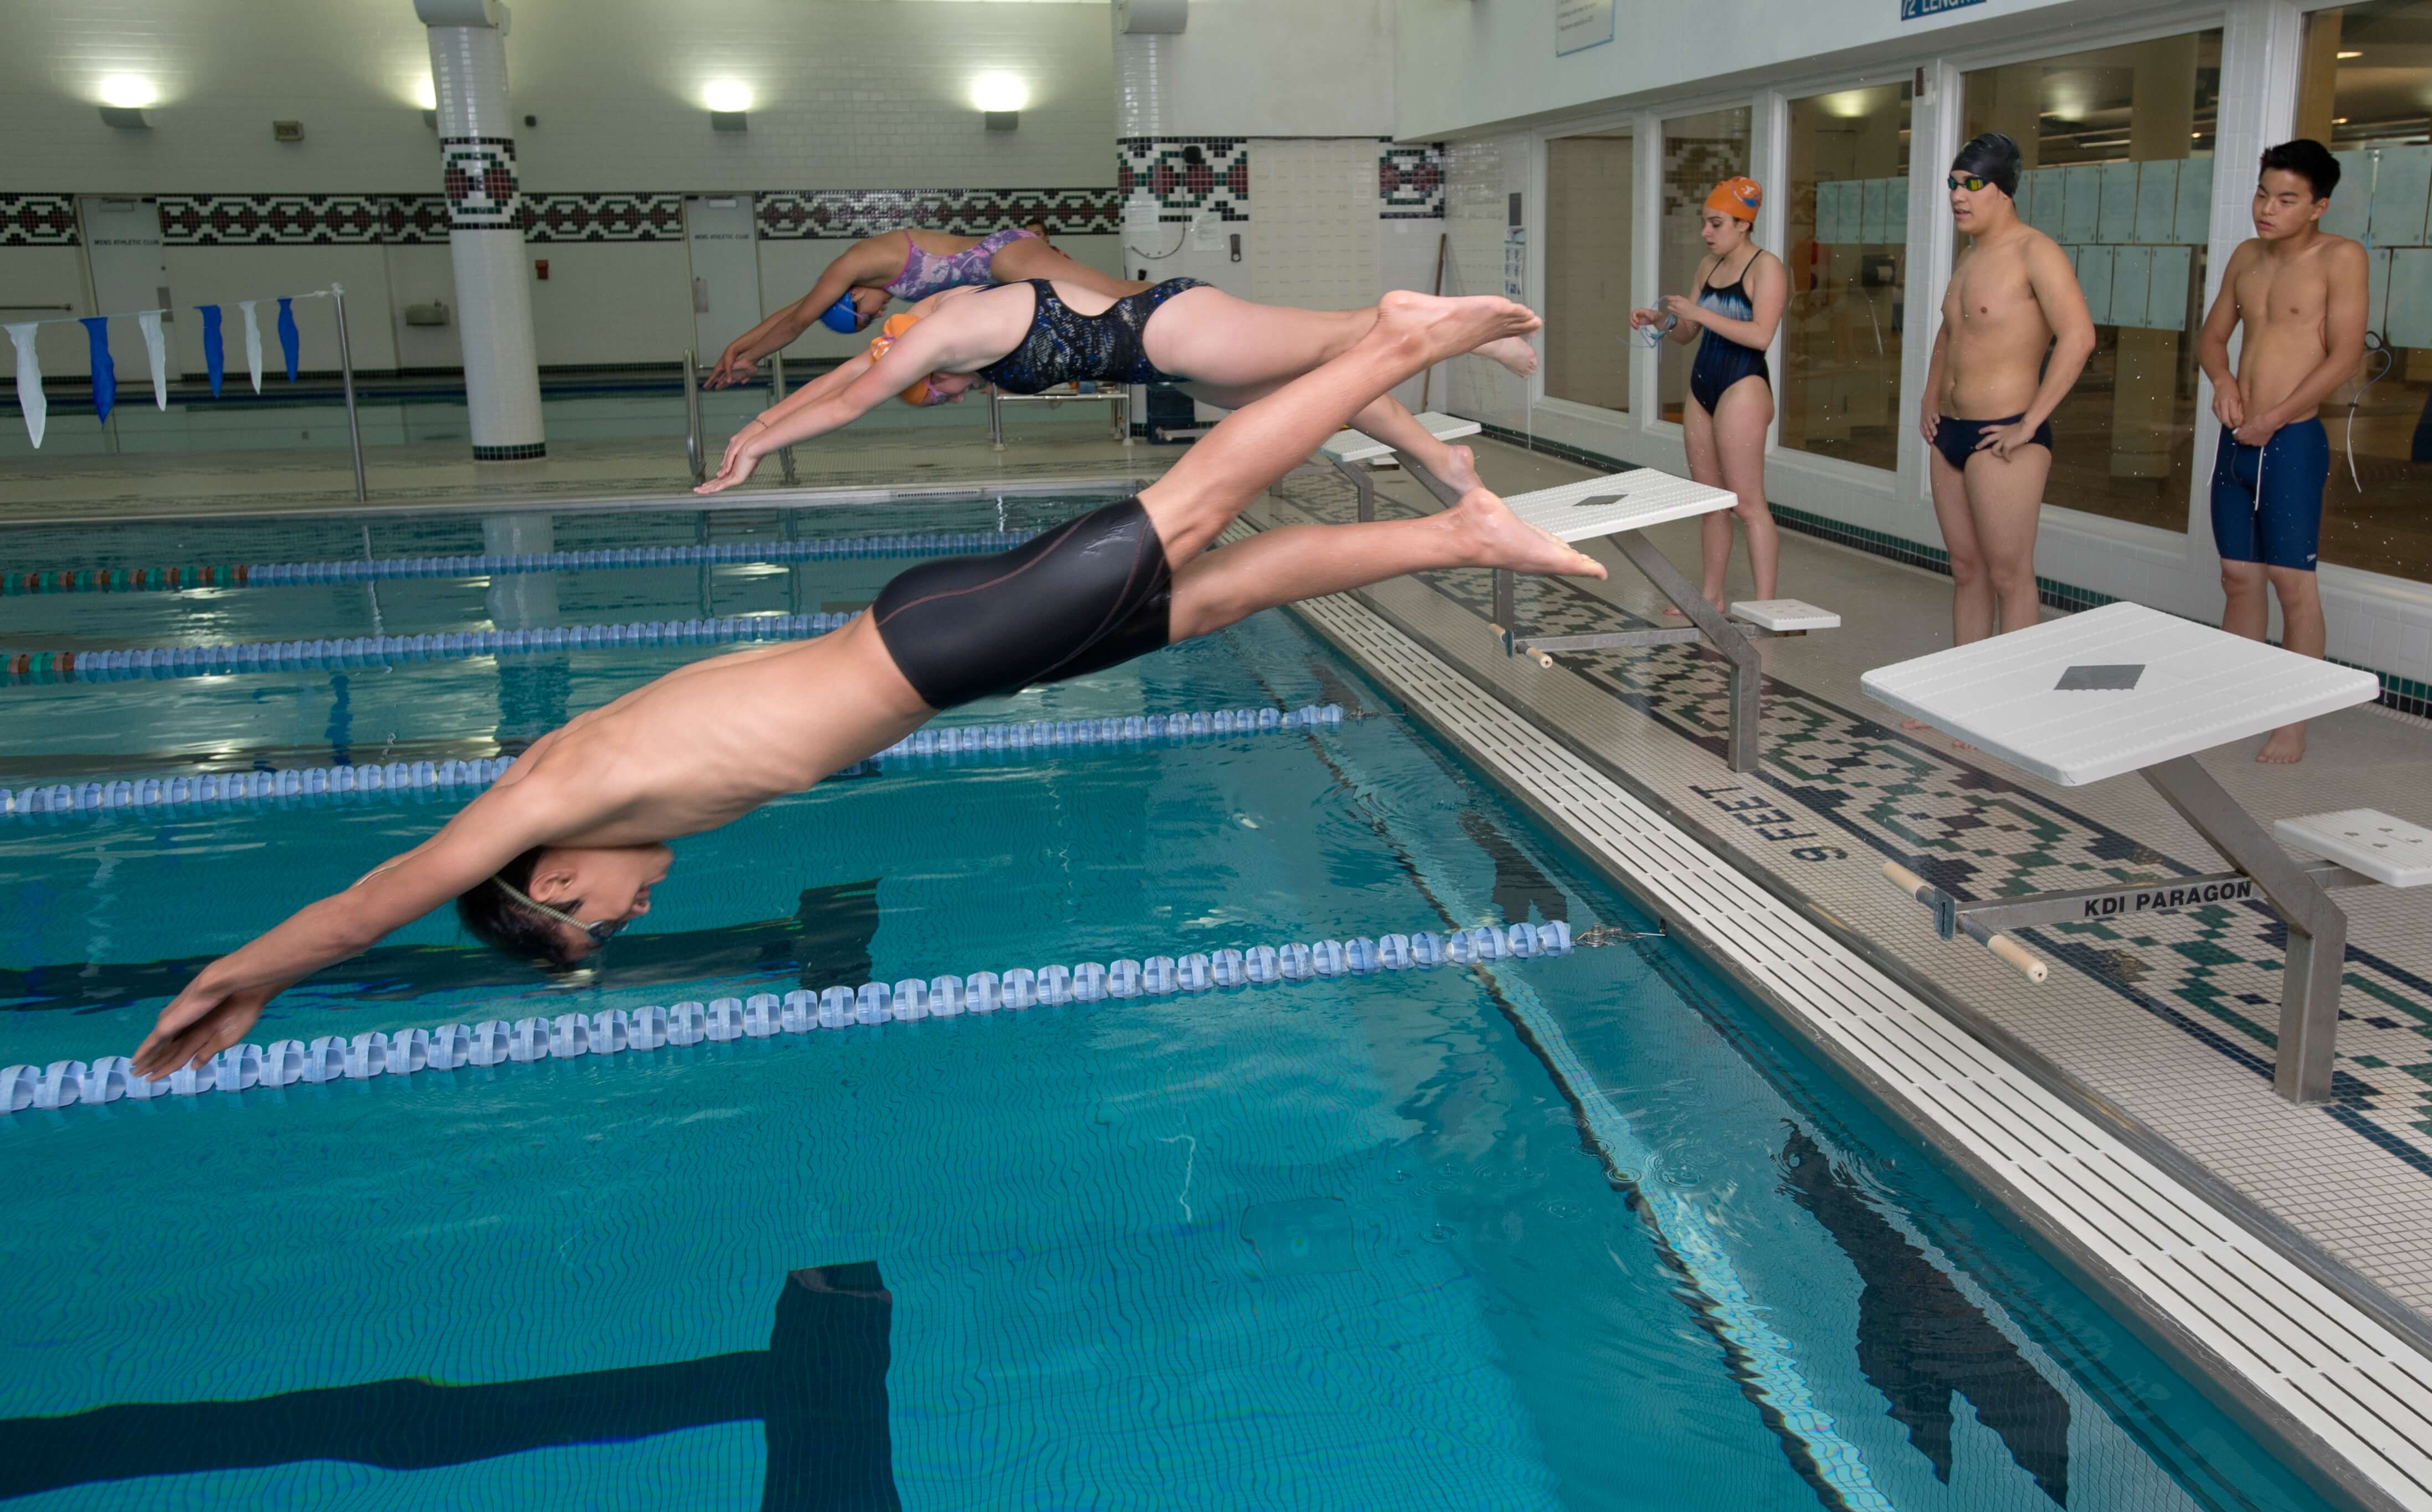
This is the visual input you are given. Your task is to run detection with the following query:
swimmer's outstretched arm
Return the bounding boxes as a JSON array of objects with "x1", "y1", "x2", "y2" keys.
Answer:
[
  {"x1": 706, "y1": 238, "x2": 898, "y2": 387},
  {"x1": 130, "y1": 782, "x2": 572, "y2": 1079},
  {"x1": 697, "y1": 316, "x2": 981, "y2": 495}
]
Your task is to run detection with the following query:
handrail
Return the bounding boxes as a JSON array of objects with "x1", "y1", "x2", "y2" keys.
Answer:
[
  {"x1": 682, "y1": 349, "x2": 704, "y2": 481},
  {"x1": 330, "y1": 282, "x2": 366, "y2": 501}
]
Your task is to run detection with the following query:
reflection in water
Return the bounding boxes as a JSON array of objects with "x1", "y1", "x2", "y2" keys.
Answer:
[
  {"x1": 485, "y1": 514, "x2": 569, "y2": 748},
  {"x1": 1779, "y1": 1125, "x2": 2071, "y2": 1506},
  {"x1": 0, "y1": 1262, "x2": 900, "y2": 1511},
  {"x1": 1, "y1": 879, "x2": 879, "y2": 1013}
]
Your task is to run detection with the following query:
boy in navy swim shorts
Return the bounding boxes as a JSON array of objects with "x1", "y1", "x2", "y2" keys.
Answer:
[{"x1": 2196, "y1": 140, "x2": 2368, "y2": 764}]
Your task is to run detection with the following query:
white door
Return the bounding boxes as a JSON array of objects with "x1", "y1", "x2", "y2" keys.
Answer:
[
  {"x1": 684, "y1": 196, "x2": 762, "y2": 368},
  {"x1": 77, "y1": 197, "x2": 172, "y2": 384}
]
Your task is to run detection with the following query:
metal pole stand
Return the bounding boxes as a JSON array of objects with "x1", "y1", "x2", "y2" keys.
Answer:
[
  {"x1": 682, "y1": 349, "x2": 704, "y2": 482},
  {"x1": 1885, "y1": 751, "x2": 2365, "y2": 1104},
  {"x1": 1394, "y1": 454, "x2": 1771, "y2": 774},
  {"x1": 768, "y1": 354, "x2": 799, "y2": 486},
  {"x1": 330, "y1": 282, "x2": 367, "y2": 502},
  {"x1": 988, "y1": 388, "x2": 1007, "y2": 452}
]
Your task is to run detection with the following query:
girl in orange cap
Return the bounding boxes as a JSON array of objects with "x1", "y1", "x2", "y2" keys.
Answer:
[{"x1": 1632, "y1": 175, "x2": 1787, "y2": 615}]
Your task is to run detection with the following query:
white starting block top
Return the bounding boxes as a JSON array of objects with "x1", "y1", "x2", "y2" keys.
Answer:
[
  {"x1": 1320, "y1": 411, "x2": 1482, "y2": 465},
  {"x1": 1731, "y1": 598, "x2": 1841, "y2": 632},
  {"x1": 2275, "y1": 810, "x2": 2432, "y2": 888},
  {"x1": 1861, "y1": 601, "x2": 2380, "y2": 786},
  {"x1": 1506, "y1": 471, "x2": 1736, "y2": 543}
]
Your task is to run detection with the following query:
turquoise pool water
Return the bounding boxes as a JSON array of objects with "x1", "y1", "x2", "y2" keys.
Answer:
[{"x1": 0, "y1": 501, "x2": 2339, "y2": 1510}]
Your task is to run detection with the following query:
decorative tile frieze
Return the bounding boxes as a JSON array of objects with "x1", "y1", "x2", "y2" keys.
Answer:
[
  {"x1": 17, "y1": 187, "x2": 1125, "y2": 249},
  {"x1": 1117, "y1": 137, "x2": 1248, "y2": 222},
  {"x1": 0, "y1": 195, "x2": 80, "y2": 246},
  {"x1": 522, "y1": 193, "x2": 685, "y2": 243},
  {"x1": 157, "y1": 195, "x2": 405, "y2": 246},
  {"x1": 753, "y1": 188, "x2": 1120, "y2": 240}
]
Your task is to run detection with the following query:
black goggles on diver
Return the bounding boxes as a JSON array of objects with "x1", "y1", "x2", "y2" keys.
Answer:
[
  {"x1": 493, "y1": 876, "x2": 630, "y2": 945},
  {"x1": 1947, "y1": 173, "x2": 2001, "y2": 193}
]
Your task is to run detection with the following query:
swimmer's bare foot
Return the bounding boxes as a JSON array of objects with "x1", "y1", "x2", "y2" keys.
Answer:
[
  {"x1": 2257, "y1": 724, "x2": 2307, "y2": 764},
  {"x1": 1477, "y1": 335, "x2": 1540, "y2": 377},
  {"x1": 1446, "y1": 486, "x2": 1605, "y2": 578},
  {"x1": 1439, "y1": 444, "x2": 1484, "y2": 492},
  {"x1": 1376, "y1": 290, "x2": 1541, "y2": 369},
  {"x1": 1663, "y1": 596, "x2": 1724, "y2": 620}
]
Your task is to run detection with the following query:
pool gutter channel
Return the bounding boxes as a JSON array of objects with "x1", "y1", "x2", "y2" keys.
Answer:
[{"x1": 1244, "y1": 510, "x2": 2432, "y2": 1512}]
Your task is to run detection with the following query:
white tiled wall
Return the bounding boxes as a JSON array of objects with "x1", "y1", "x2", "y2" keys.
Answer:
[
  {"x1": 3, "y1": 1, "x2": 1115, "y2": 192},
  {"x1": 3, "y1": 0, "x2": 1119, "y2": 374}
]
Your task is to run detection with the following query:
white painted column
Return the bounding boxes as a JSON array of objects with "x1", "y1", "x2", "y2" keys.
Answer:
[
  {"x1": 417, "y1": 0, "x2": 545, "y2": 461},
  {"x1": 1112, "y1": 18, "x2": 1171, "y2": 430}
]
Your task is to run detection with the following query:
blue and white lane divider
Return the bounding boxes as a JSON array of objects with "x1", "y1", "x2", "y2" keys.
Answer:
[
  {"x1": 245, "y1": 531, "x2": 1037, "y2": 586},
  {"x1": 0, "y1": 704, "x2": 1346, "y2": 817},
  {"x1": 20, "y1": 611, "x2": 854, "y2": 683},
  {"x1": 3, "y1": 918, "x2": 1571, "y2": 1113}
]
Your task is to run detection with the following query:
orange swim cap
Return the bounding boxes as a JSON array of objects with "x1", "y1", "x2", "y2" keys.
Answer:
[
  {"x1": 1705, "y1": 177, "x2": 1762, "y2": 222},
  {"x1": 866, "y1": 313, "x2": 938, "y2": 405}
]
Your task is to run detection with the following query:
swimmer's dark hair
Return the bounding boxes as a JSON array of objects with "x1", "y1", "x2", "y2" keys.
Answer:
[
  {"x1": 2260, "y1": 138, "x2": 2340, "y2": 202},
  {"x1": 1952, "y1": 132, "x2": 2023, "y2": 198},
  {"x1": 455, "y1": 844, "x2": 582, "y2": 970}
]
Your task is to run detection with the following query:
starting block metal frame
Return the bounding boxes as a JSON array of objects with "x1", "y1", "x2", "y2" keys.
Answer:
[
  {"x1": 1864, "y1": 601, "x2": 2409, "y2": 1104},
  {"x1": 987, "y1": 384, "x2": 1130, "y2": 451},
  {"x1": 1304, "y1": 418, "x2": 1838, "y2": 772}
]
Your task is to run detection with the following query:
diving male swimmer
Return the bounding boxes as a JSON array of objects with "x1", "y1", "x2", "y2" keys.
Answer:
[
  {"x1": 131, "y1": 293, "x2": 1601, "y2": 1080},
  {"x1": 1917, "y1": 133, "x2": 2095, "y2": 655},
  {"x1": 2195, "y1": 140, "x2": 2367, "y2": 765}
]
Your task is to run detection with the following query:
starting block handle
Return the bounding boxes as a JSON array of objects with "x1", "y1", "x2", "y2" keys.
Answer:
[
  {"x1": 1880, "y1": 861, "x2": 2049, "y2": 984},
  {"x1": 1982, "y1": 932, "x2": 2050, "y2": 984}
]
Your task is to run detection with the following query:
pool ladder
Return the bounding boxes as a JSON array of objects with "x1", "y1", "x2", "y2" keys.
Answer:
[{"x1": 685, "y1": 351, "x2": 796, "y2": 487}]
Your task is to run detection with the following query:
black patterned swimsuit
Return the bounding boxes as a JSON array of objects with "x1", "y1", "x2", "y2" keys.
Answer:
[{"x1": 975, "y1": 279, "x2": 1209, "y2": 393}]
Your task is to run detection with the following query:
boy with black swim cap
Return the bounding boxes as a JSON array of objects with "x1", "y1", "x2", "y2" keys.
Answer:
[
  {"x1": 2197, "y1": 138, "x2": 2368, "y2": 764},
  {"x1": 1915, "y1": 132, "x2": 2095, "y2": 695}
]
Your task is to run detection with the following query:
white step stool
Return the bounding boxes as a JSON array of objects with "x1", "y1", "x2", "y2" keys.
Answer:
[
  {"x1": 2275, "y1": 810, "x2": 2432, "y2": 889},
  {"x1": 1730, "y1": 599, "x2": 1841, "y2": 633}
]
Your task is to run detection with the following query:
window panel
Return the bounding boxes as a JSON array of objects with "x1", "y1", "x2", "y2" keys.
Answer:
[
  {"x1": 1961, "y1": 32, "x2": 2223, "y2": 534},
  {"x1": 2297, "y1": 1, "x2": 2432, "y2": 582},
  {"x1": 1656, "y1": 106, "x2": 1753, "y2": 424},
  {"x1": 1545, "y1": 131, "x2": 1635, "y2": 414},
  {"x1": 1783, "y1": 82, "x2": 1912, "y2": 470}
]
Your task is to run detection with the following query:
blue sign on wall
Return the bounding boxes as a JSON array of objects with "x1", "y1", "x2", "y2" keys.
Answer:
[{"x1": 1901, "y1": 0, "x2": 1988, "y2": 18}]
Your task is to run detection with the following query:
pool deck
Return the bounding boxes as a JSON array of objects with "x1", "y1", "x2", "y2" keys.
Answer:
[
  {"x1": 1253, "y1": 443, "x2": 2432, "y2": 1511},
  {"x1": 0, "y1": 420, "x2": 1163, "y2": 526},
  {"x1": 1258, "y1": 441, "x2": 2432, "y2": 1336}
]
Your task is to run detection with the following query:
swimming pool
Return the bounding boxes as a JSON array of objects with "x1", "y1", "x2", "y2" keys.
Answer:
[{"x1": 0, "y1": 497, "x2": 2342, "y2": 1510}]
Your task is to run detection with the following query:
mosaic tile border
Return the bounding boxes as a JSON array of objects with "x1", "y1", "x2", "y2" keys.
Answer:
[
  {"x1": 1471, "y1": 420, "x2": 2430, "y2": 718},
  {"x1": 1117, "y1": 137, "x2": 1249, "y2": 223},
  {"x1": 753, "y1": 188, "x2": 1120, "y2": 240},
  {"x1": 1277, "y1": 465, "x2": 2432, "y2": 1191},
  {"x1": 157, "y1": 195, "x2": 422, "y2": 247},
  {"x1": 0, "y1": 194, "x2": 81, "y2": 247},
  {"x1": 519, "y1": 192, "x2": 681, "y2": 243},
  {"x1": 1379, "y1": 142, "x2": 1447, "y2": 220},
  {"x1": 19, "y1": 189, "x2": 1125, "y2": 249}
]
